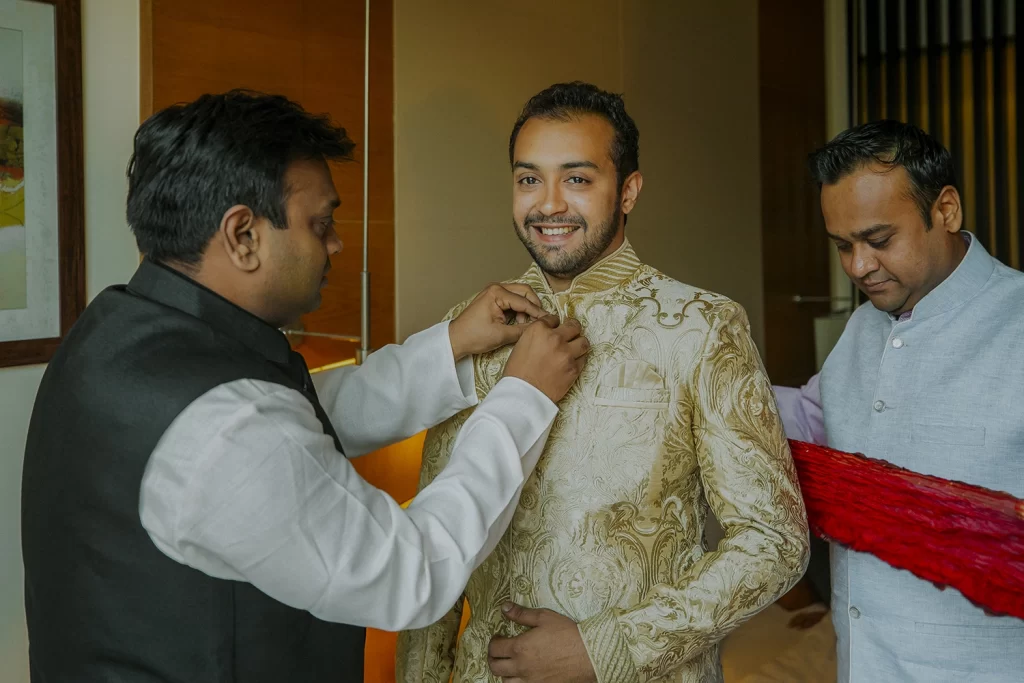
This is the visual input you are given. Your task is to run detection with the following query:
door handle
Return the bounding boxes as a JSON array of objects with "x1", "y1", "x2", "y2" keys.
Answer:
[{"x1": 791, "y1": 295, "x2": 852, "y2": 303}]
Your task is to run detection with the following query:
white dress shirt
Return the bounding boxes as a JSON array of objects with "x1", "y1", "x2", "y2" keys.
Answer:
[
  {"x1": 773, "y1": 373, "x2": 826, "y2": 444},
  {"x1": 140, "y1": 321, "x2": 557, "y2": 631}
]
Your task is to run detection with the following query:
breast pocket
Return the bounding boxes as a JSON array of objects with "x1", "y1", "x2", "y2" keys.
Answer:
[
  {"x1": 593, "y1": 360, "x2": 670, "y2": 410},
  {"x1": 594, "y1": 385, "x2": 670, "y2": 409}
]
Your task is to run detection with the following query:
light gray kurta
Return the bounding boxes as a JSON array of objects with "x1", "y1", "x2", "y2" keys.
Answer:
[{"x1": 820, "y1": 233, "x2": 1024, "y2": 682}]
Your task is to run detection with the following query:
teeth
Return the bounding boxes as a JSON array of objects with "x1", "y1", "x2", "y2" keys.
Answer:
[{"x1": 539, "y1": 226, "x2": 577, "y2": 236}]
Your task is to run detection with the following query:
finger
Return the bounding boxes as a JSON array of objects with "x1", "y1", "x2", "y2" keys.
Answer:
[
  {"x1": 568, "y1": 335, "x2": 590, "y2": 359},
  {"x1": 493, "y1": 323, "x2": 526, "y2": 347},
  {"x1": 556, "y1": 318, "x2": 583, "y2": 341},
  {"x1": 487, "y1": 655, "x2": 522, "y2": 678},
  {"x1": 502, "y1": 283, "x2": 543, "y2": 310},
  {"x1": 488, "y1": 635, "x2": 516, "y2": 660},
  {"x1": 515, "y1": 311, "x2": 529, "y2": 325},
  {"x1": 502, "y1": 602, "x2": 544, "y2": 628},
  {"x1": 531, "y1": 314, "x2": 560, "y2": 329},
  {"x1": 496, "y1": 291, "x2": 547, "y2": 321}
]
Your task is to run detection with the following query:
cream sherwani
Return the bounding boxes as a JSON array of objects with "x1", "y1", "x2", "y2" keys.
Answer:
[{"x1": 396, "y1": 241, "x2": 810, "y2": 682}]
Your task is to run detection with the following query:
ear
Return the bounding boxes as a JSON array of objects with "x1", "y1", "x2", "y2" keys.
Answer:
[
  {"x1": 932, "y1": 185, "x2": 963, "y2": 234},
  {"x1": 219, "y1": 205, "x2": 262, "y2": 272},
  {"x1": 620, "y1": 171, "x2": 644, "y2": 215}
]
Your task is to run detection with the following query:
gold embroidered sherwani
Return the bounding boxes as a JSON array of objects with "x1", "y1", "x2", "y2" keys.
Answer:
[{"x1": 396, "y1": 241, "x2": 810, "y2": 683}]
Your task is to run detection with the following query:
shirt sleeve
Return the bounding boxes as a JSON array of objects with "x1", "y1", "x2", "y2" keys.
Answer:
[
  {"x1": 139, "y1": 375, "x2": 557, "y2": 631},
  {"x1": 311, "y1": 321, "x2": 478, "y2": 457},
  {"x1": 773, "y1": 373, "x2": 825, "y2": 444}
]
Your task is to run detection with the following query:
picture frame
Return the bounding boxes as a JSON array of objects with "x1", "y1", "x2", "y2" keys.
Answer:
[{"x1": 0, "y1": 0, "x2": 84, "y2": 368}]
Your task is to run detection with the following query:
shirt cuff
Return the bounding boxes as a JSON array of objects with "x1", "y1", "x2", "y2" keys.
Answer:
[
  {"x1": 454, "y1": 354, "x2": 477, "y2": 406},
  {"x1": 578, "y1": 609, "x2": 641, "y2": 683},
  {"x1": 426, "y1": 321, "x2": 477, "y2": 410}
]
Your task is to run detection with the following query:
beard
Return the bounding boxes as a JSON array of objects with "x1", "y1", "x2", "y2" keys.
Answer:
[{"x1": 513, "y1": 203, "x2": 622, "y2": 281}]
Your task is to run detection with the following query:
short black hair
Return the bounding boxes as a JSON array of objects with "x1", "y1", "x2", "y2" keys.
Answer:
[
  {"x1": 508, "y1": 81, "x2": 639, "y2": 187},
  {"x1": 809, "y1": 119, "x2": 958, "y2": 227},
  {"x1": 127, "y1": 89, "x2": 355, "y2": 264}
]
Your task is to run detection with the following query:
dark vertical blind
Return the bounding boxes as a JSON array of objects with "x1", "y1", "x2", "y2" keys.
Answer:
[{"x1": 853, "y1": 0, "x2": 1021, "y2": 270}]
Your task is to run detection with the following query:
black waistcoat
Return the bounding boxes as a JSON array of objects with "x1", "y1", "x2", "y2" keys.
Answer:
[{"x1": 21, "y1": 258, "x2": 364, "y2": 682}]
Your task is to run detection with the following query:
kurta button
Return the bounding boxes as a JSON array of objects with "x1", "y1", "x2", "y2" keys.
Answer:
[
  {"x1": 892, "y1": 338, "x2": 904, "y2": 348},
  {"x1": 849, "y1": 606, "x2": 861, "y2": 619},
  {"x1": 873, "y1": 400, "x2": 885, "y2": 412}
]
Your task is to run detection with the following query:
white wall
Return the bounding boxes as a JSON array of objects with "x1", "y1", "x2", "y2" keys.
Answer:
[
  {"x1": 394, "y1": 1, "x2": 763, "y2": 348},
  {"x1": 0, "y1": 1, "x2": 140, "y2": 678}
]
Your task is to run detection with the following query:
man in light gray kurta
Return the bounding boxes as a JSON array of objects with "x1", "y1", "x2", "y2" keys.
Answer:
[{"x1": 775, "y1": 120, "x2": 1024, "y2": 682}]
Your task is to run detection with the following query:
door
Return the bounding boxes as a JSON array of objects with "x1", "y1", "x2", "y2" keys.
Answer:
[{"x1": 759, "y1": 0, "x2": 833, "y2": 388}]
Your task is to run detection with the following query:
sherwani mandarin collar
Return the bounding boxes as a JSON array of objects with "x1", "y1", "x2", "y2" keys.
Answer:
[{"x1": 520, "y1": 239, "x2": 644, "y2": 296}]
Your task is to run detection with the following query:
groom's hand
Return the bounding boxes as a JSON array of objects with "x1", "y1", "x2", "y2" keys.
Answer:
[
  {"x1": 487, "y1": 603, "x2": 597, "y2": 683},
  {"x1": 449, "y1": 283, "x2": 548, "y2": 360}
]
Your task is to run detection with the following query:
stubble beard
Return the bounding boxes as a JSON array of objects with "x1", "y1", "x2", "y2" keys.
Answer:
[{"x1": 513, "y1": 205, "x2": 622, "y2": 281}]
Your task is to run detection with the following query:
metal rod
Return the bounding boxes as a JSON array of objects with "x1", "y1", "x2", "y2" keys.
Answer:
[
  {"x1": 357, "y1": 0, "x2": 371, "y2": 365},
  {"x1": 283, "y1": 330, "x2": 362, "y2": 343}
]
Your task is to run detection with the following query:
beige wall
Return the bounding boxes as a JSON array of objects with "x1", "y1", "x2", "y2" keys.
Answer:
[
  {"x1": 394, "y1": 1, "x2": 763, "y2": 349},
  {"x1": 621, "y1": 2, "x2": 763, "y2": 346},
  {"x1": 0, "y1": 1, "x2": 141, "y2": 678},
  {"x1": 393, "y1": 0, "x2": 624, "y2": 334}
]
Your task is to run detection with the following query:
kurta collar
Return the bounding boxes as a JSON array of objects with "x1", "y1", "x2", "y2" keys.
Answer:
[
  {"x1": 127, "y1": 257, "x2": 293, "y2": 365},
  {"x1": 521, "y1": 239, "x2": 643, "y2": 295},
  {"x1": 903, "y1": 232, "x2": 995, "y2": 322}
]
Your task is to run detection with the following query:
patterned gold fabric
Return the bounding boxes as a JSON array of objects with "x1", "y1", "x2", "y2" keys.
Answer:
[{"x1": 396, "y1": 241, "x2": 810, "y2": 682}]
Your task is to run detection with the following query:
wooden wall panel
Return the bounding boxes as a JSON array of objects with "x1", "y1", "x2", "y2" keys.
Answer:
[{"x1": 144, "y1": 0, "x2": 395, "y2": 364}]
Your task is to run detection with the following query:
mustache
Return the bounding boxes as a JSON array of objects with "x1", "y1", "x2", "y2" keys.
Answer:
[{"x1": 522, "y1": 212, "x2": 588, "y2": 229}]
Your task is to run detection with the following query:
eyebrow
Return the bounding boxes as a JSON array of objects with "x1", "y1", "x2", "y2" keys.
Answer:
[
  {"x1": 827, "y1": 223, "x2": 893, "y2": 241},
  {"x1": 513, "y1": 161, "x2": 600, "y2": 171},
  {"x1": 321, "y1": 198, "x2": 341, "y2": 213}
]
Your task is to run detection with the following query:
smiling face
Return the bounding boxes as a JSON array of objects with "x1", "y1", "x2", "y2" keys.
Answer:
[
  {"x1": 822, "y1": 162, "x2": 966, "y2": 316},
  {"x1": 511, "y1": 114, "x2": 640, "y2": 291}
]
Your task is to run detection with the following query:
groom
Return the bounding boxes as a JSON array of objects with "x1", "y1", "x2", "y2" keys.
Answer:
[{"x1": 396, "y1": 82, "x2": 810, "y2": 683}]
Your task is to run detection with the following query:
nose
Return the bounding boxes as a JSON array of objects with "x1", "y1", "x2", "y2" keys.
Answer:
[
  {"x1": 326, "y1": 229, "x2": 343, "y2": 257},
  {"x1": 848, "y1": 243, "x2": 879, "y2": 279},
  {"x1": 538, "y1": 182, "x2": 568, "y2": 217}
]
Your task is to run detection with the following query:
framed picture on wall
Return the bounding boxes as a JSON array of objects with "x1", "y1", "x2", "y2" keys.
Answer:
[{"x1": 0, "y1": 0, "x2": 84, "y2": 368}]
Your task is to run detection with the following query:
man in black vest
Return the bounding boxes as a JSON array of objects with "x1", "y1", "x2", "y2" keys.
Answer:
[{"x1": 21, "y1": 90, "x2": 588, "y2": 683}]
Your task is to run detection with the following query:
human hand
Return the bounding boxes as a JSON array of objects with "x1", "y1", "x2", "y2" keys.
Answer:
[
  {"x1": 503, "y1": 317, "x2": 588, "y2": 403},
  {"x1": 448, "y1": 284, "x2": 547, "y2": 361},
  {"x1": 487, "y1": 603, "x2": 596, "y2": 683}
]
